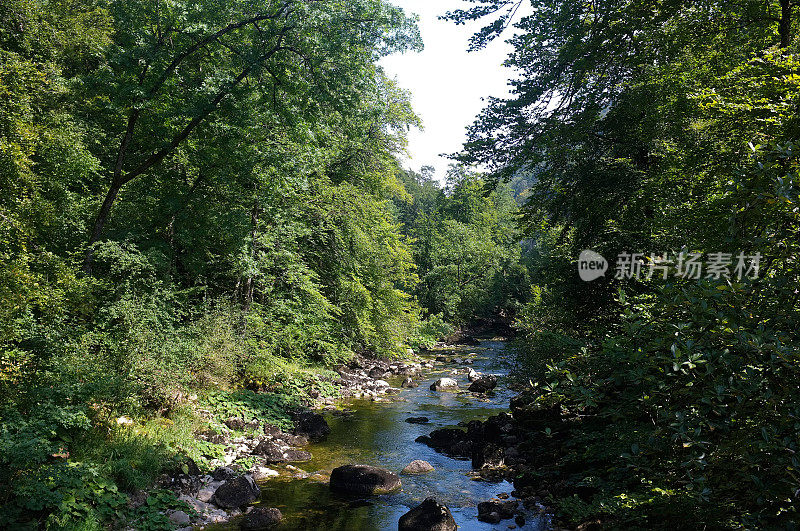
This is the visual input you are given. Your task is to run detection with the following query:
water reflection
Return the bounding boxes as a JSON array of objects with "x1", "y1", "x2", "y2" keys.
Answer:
[{"x1": 218, "y1": 341, "x2": 548, "y2": 530}]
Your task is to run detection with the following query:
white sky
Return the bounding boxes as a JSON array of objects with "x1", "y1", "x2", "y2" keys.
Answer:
[{"x1": 379, "y1": 0, "x2": 517, "y2": 183}]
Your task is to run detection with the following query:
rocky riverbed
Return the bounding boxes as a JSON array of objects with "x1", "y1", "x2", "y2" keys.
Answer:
[{"x1": 147, "y1": 339, "x2": 551, "y2": 530}]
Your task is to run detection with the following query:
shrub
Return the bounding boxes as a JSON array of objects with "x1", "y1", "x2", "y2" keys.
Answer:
[{"x1": 407, "y1": 313, "x2": 453, "y2": 349}]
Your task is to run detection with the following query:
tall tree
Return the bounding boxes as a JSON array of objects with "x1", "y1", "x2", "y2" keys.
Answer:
[{"x1": 82, "y1": 0, "x2": 420, "y2": 271}]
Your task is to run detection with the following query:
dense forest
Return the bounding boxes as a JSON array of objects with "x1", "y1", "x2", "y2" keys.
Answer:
[
  {"x1": 0, "y1": 1, "x2": 529, "y2": 527},
  {"x1": 448, "y1": 0, "x2": 800, "y2": 528},
  {"x1": 1, "y1": 0, "x2": 799, "y2": 529}
]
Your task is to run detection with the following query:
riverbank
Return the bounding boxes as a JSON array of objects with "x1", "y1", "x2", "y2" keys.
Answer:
[
  {"x1": 132, "y1": 353, "x2": 428, "y2": 528},
  {"x1": 139, "y1": 338, "x2": 554, "y2": 530}
]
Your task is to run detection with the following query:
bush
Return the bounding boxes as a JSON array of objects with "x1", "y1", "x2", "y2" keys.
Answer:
[
  {"x1": 202, "y1": 389, "x2": 298, "y2": 431},
  {"x1": 407, "y1": 313, "x2": 453, "y2": 349},
  {"x1": 519, "y1": 276, "x2": 800, "y2": 527}
]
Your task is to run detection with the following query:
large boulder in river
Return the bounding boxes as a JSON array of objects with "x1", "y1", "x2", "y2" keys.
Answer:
[
  {"x1": 398, "y1": 498, "x2": 457, "y2": 531},
  {"x1": 468, "y1": 374, "x2": 497, "y2": 393},
  {"x1": 429, "y1": 378, "x2": 458, "y2": 391},
  {"x1": 329, "y1": 464, "x2": 402, "y2": 495},
  {"x1": 418, "y1": 428, "x2": 466, "y2": 449},
  {"x1": 240, "y1": 507, "x2": 282, "y2": 530},
  {"x1": 401, "y1": 460, "x2": 434, "y2": 475},
  {"x1": 212, "y1": 475, "x2": 260, "y2": 508},
  {"x1": 293, "y1": 411, "x2": 331, "y2": 441},
  {"x1": 280, "y1": 433, "x2": 309, "y2": 447}
]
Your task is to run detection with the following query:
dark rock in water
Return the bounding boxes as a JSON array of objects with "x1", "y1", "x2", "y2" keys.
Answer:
[
  {"x1": 480, "y1": 412, "x2": 514, "y2": 443},
  {"x1": 417, "y1": 428, "x2": 473, "y2": 458},
  {"x1": 401, "y1": 460, "x2": 434, "y2": 475},
  {"x1": 426, "y1": 428, "x2": 467, "y2": 448},
  {"x1": 212, "y1": 466, "x2": 237, "y2": 481},
  {"x1": 253, "y1": 439, "x2": 286, "y2": 462},
  {"x1": 514, "y1": 514, "x2": 526, "y2": 527},
  {"x1": 465, "y1": 420, "x2": 484, "y2": 440},
  {"x1": 240, "y1": 507, "x2": 282, "y2": 530},
  {"x1": 329, "y1": 464, "x2": 402, "y2": 495},
  {"x1": 401, "y1": 377, "x2": 418, "y2": 388},
  {"x1": 472, "y1": 442, "x2": 505, "y2": 469},
  {"x1": 477, "y1": 500, "x2": 518, "y2": 520},
  {"x1": 505, "y1": 446, "x2": 521, "y2": 460},
  {"x1": 368, "y1": 367, "x2": 385, "y2": 378},
  {"x1": 429, "y1": 377, "x2": 458, "y2": 391},
  {"x1": 468, "y1": 374, "x2": 498, "y2": 393},
  {"x1": 405, "y1": 416, "x2": 429, "y2": 424},
  {"x1": 294, "y1": 411, "x2": 331, "y2": 441},
  {"x1": 212, "y1": 475, "x2": 260, "y2": 508},
  {"x1": 478, "y1": 511, "x2": 501, "y2": 524},
  {"x1": 399, "y1": 498, "x2": 457, "y2": 531},
  {"x1": 435, "y1": 356, "x2": 449, "y2": 362}
]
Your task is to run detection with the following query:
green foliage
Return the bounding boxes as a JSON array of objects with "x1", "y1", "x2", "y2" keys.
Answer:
[
  {"x1": 202, "y1": 390, "x2": 297, "y2": 432},
  {"x1": 308, "y1": 179, "x2": 420, "y2": 356},
  {"x1": 394, "y1": 165, "x2": 530, "y2": 324},
  {"x1": 407, "y1": 313, "x2": 453, "y2": 350},
  {"x1": 0, "y1": 397, "x2": 192, "y2": 529},
  {"x1": 0, "y1": 0, "x2": 433, "y2": 527},
  {"x1": 124, "y1": 490, "x2": 196, "y2": 531},
  {"x1": 454, "y1": 0, "x2": 800, "y2": 526}
]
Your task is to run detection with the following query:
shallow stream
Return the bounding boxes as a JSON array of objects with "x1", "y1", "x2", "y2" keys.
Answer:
[{"x1": 226, "y1": 340, "x2": 547, "y2": 530}]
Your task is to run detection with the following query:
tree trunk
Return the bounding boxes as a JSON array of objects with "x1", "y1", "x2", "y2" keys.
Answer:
[
  {"x1": 243, "y1": 198, "x2": 260, "y2": 310},
  {"x1": 83, "y1": 178, "x2": 123, "y2": 274},
  {"x1": 780, "y1": 0, "x2": 792, "y2": 48}
]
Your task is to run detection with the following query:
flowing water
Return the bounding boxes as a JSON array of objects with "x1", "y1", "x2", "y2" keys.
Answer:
[{"x1": 226, "y1": 339, "x2": 548, "y2": 530}]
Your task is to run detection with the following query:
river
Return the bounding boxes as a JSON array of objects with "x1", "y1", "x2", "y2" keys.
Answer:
[{"x1": 223, "y1": 339, "x2": 548, "y2": 530}]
